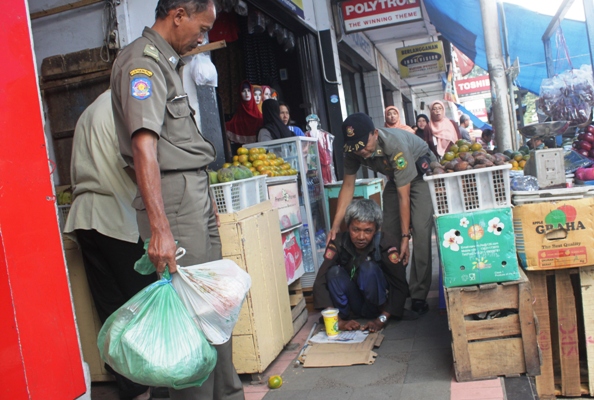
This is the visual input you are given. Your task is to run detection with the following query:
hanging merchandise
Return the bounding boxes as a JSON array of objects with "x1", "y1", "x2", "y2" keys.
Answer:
[
  {"x1": 538, "y1": 65, "x2": 594, "y2": 125},
  {"x1": 190, "y1": 53, "x2": 218, "y2": 87},
  {"x1": 277, "y1": 28, "x2": 288, "y2": 45},
  {"x1": 306, "y1": 114, "x2": 337, "y2": 184},
  {"x1": 283, "y1": 31, "x2": 296, "y2": 53},
  {"x1": 247, "y1": 9, "x2": 266, "y2": 34},
  {"x1": 225, "y1": 80, "x2": 263, "y2": 144}
]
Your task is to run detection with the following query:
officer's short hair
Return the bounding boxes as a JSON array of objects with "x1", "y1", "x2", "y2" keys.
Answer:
[
  {"x1": 345, "y1": 199, "x2": 383, "y2": 230},
  {"x1": 155, "y1": 0, "x2": 213, "y2": 20}
]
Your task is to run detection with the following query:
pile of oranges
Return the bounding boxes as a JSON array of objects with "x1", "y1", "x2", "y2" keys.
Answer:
[{"x1": 223, "y1": 147, "x2": 297, "y2": 178}]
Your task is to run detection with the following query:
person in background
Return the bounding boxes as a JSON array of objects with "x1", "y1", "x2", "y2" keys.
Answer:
[
  {"x1": 314, "y1": 199, "x2": 414, "y2": 332},
  {"x1": 458, "y1": 114, "x2": 472, "y2": 142},
  {"x1": 279, "y1": 101, "x2": 305, "y2": 136},
  {"x1": 423, "y1": 100, "x2": 461, "y2": 159},
  {"x1": 64, "y1": 89, "x2": 157, "y2": 400},
  {"x1": 413, "y1": 114, "x2": 429, "y2": 140},
  {"x1": 384, "y1": 105, "x2": 414, "y2": 133},
  {"x1": 477, "y1": 128, "x2": 495, "y2": 151},
  {"x1": 110, "y1": 0, "x2": 244, "y2": 398},
  {"x1": 329, "y1": 113, "x2": 436, "y2": 316},
  {"x1": 527, "y1": 137, "x2": 545, "y2": 150},
  {"x1": 258, "y1": 99, "x2": 295, "y2": 141}
]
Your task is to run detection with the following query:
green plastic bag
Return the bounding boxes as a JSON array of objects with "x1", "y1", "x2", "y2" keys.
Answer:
[{"x1": 97, "y1": 270, "x2": 217, "y2": 389}]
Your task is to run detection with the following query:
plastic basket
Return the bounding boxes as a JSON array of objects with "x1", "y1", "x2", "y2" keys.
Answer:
[
  {"x1": 211, "y1": 175, "x2": 268, "y2": 214},
  {"x1": 58, "y1": 205, "x2": 71, "y2": 232},
  {"x1": 423, "y1": 164, "x2": 512, "y2": 216}
]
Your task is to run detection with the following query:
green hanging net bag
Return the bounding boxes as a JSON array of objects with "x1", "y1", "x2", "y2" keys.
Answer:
[{"x1": 97, "y1": 270, "x2": 217, "y2": 389}]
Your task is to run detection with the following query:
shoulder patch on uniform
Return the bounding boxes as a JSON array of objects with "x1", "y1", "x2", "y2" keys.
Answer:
[
  {"x1": 387, "y1": 247, "x2": 399, "y2": 264},
  {"x1": 394, "y1": 152, "x2": 407, "y2": 170},
  {"x1": 130, "y1": 68, "x2": 153, "y2": 77},
  {"x1": 324, "y1": 244, "x2": 337, "y2": 260},
  {"x1": 130, "y1": 77, "x2": 152, "y2": 100},
  {"x1": 143, "y1": 44, "x2": 160, "y2": 62}
]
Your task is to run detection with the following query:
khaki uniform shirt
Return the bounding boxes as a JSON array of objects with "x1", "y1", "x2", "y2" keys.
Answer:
[
  {"x1": 111, "y1": 27, "x2": 215, "y2": 171},
  {"x1": 64, "y1": 90, "x2": 139, "y2": 243},
  {"x1": 344, "y1": 128, "x2": 435, "y2": 187}
]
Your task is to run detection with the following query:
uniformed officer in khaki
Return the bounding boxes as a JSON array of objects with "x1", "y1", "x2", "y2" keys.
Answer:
[
  {"x1": 329, "y1": 113, "x2": 436, "y2": 315},
  {"x1": 111, "y1": 1, "x2": 244, "y2": 399}
]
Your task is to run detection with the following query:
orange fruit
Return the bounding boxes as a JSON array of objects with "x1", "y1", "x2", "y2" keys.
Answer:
[
  {"x1": 265, "y1": 171, "x2": 275, "y2": 177},
  {"x1": 258, "y1": 154, "x2": 267, "y2": 160},
  {"x1": 232, "y1": 155, "x2": 239, "y2": 162},
  {"x1": 258, "y1": 148, "x2": 266, "y2": 154},
  {"x1": 268, "y1": 375, "x2": 282, "y2": 389},
  {"x1": 232, "y1": 161, "x2": 240, "y2": 166},
  {"x1": 222, "y1": 163, "x2": 232, "y2": 168},
  {"x1": 238, "y1": 155, "x2": 248, "y2": 163},
  {"x1": 249, "y1": 155, "x2": 259, "y2": 162},
  {"x1": 248, "y1": 148, "x2": 260, "y2": 156},
  {"x1": 257, "y1": 165, "x2": 267, "y2": 172},
  {"x1": 249, "y1": 167, "x2": 256, "y2": 172},
  {"x1": 267, "y1": 153, "x2": 277, "y2": 159},
  {"x1": 243, "y1": 162, "x2": 252, "y2": 168},
  {"x1": 252, "y1": 160, "x2": 263, "y2": 167},
  {"x1": 237, "y1": 147, "x2": 248, "y2": 155}
]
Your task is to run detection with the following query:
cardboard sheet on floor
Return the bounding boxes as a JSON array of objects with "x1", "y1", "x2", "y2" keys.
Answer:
[{"x1": 301, "y1": 332, "x2": 384, "y2": 367}]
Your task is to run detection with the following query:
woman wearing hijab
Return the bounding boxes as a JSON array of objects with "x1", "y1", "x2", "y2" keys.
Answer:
[
  {"x1": 226, "y1": 81, "x2": 263, "y2": 144},
  {"x1": 384, "y1": 106, "x2": 415, "y2": 133},
  {"x1": 258, "y1": 99, "x2": 295, "y2": 142},
  {"x1": 414, "y1": 114, "x2": 429, "y2": 140},
  {"x1": 423, "y1": 100, "x2": 461, "y2": 159}
]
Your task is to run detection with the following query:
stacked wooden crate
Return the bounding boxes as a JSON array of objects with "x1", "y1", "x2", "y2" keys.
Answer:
[{"x1": 289, "y1": 279, "x2": 308, "y2": 336}]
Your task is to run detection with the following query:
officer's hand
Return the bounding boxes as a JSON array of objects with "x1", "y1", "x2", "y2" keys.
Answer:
[
  {"x1": 327, "y1": 226, "x2": 339, "y2": 245},
  {"x1": 211, "y1": 196, "x2": 221, "y2": 228},
  {"x1": 148, "y1": 229, "x2": 178, "y2": 275},
  {"x1": 338, "y1": 319, "x2": 360, "y2": 331},
  {"x1": 399, "y1": 238, "x2": 410, "y2": 266}
]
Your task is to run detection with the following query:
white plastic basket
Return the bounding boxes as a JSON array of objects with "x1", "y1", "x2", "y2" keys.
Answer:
[
  {"x1": 211, "y1": 175, "x2": 268, "y2": 214},
  {"x1": 58, "y1": 205, "x2": 71, "y2": 232},
  {"x1": 423, "y1": 164, "x2": 512, "y2": 216}
]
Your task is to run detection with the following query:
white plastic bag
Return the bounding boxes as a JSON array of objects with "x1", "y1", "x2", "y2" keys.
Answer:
[
  {"x1": 171, "y1": 258, "x2": 251, "y2": 345},
  {"x1": 190, "y1": 53, "x2": 218, "y2": 87}
]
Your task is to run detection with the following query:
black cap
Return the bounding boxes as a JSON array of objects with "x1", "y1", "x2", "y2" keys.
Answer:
[{"x1": 342, "y1": 113, "x2": 376, "y2": 153}]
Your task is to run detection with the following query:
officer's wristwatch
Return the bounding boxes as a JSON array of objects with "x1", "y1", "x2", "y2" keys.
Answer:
[{"x1": 378, "y1": 314, "x2": 387, "y2": 324}]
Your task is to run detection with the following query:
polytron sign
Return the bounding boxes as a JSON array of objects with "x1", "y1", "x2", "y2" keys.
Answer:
[{"x1": 341, "y1": 0, "x2": 423, "y2": 33}]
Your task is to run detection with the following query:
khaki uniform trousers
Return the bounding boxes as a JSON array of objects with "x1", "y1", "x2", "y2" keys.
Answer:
[
  {"x1": 382, "y1": 174, "x2": 434, "y2": 302},
  {"x1": 136, "y1": 169, "x2": 244, "y2": 400}
]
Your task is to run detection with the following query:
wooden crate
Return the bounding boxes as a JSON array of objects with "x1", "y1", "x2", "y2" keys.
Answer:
[
  {"x1": 527, "y1": 267, "x2": 594, "y2": 399},
  {"x1": 446, "y1": 268, "x2": 540, "y2": 381},
  {"x1": 220, "y1": 201, "x2": 293, "y2": 374},
  {"x1": 290, "y1": 279, "x2": 308, "y2": 336}
]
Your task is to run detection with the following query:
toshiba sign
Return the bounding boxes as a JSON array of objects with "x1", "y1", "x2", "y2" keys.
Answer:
[
  {"x1": 456, "y1": 76, "x2": 491, "y2": 96},
  {"x1": 341, "y1": 0, "x2": 423, "y2": 33}
]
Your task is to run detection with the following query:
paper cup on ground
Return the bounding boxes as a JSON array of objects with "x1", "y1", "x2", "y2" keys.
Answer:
[{"x1": 321, "y1": 308, "x2": 339, "y2": 337}]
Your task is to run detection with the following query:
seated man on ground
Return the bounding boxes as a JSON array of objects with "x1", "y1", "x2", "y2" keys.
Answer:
[{"x1": 313, "y1": 199, "x2": 414, "y2": 333}]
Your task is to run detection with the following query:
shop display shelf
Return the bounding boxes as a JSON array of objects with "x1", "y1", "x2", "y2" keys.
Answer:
[
  {"x1": 424, "y1": 164, "x2": 511, "y2": 216},
  {"x1": 211, "y1": 175, "x2": 268, "y2": 214}
]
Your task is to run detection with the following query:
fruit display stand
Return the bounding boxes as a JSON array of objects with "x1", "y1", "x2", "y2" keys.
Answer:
[
  {"x1": 219, "y1": 201, "x2": 294, "y2": 375},
  {"x1": 245, "y1": 137, "x2": 329, "y2": 289}
]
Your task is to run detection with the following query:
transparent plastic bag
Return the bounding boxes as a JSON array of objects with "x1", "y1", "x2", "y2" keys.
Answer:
[
  {"x1": 565, "y1": 149, "x2": 593, "y2": 173},
  {"x1": 171, "y1": 259, "x2": 251, "y2": 345},
  {"x1": 134, "y1": 243, "x2": 251, "y2": 345},
  {"x1": 538, "y1": 65, "x2": 594, "y2": 125},
  {"x1": 97, "y1": 271, "x2": 217, "y2": 389},
  {"x1": 190, "y1": 53, "x2": 218, "y2": 87},
  {"x1": 511, "y1": 175, "x2": 539, "y2": 191}
]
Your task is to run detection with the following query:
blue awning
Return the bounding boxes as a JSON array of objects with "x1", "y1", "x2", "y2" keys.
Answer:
[
  {"x1": 456, "y1": 103, "x2": 492, "y2": 131},
  {"x1": 424, "y1": 0, "x2": 591, "y2": 95}
]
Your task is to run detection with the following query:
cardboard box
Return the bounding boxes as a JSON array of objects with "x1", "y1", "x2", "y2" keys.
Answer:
[
  {"x1": 436, "y1": 207, "x2": 520, "y2": 287},
  {"x1": 301, "y1": 332, "x2": 384, "y2": 367},
  {"x1": 267, "y1": 181, "x2": 301, "y2": 229},
  {"x1": 513, "y1": 198, "x2": 594, "y2": 270}
]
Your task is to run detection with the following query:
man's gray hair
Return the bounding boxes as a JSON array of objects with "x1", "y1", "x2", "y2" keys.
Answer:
[
  {"x1": 459, "y1": 114, "x2": 470, "y2": 124},
  {"x1": 155, "y1": 0, "x2": 213, "y2": 19},
  {"x1": 344, "y1": 199, "x2": 383, "y2": 229}
]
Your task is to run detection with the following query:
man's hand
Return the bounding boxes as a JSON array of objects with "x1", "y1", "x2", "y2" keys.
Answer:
[
  {"x1": 399, "y1": 237, "x2": 410, "y2": 266},
  {"x1": 211, "y1": 194, "x2": 220, "y2": 227},
  {"x1": 338, "y1": 319, "x2": 361, "y2": 331},
  {"x1": 362, "y1": 318, "x2": 385, "y2": 333},
  {"x1": 327, "y1": 226, "x2": 339, "y2": 245},
  {"x1": 149, "y1": 229, "x2": 178, "y2": 274}
]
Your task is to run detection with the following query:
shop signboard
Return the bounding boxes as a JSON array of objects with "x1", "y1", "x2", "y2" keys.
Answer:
[
  {"x1": 277, "y1": 0, "x2": 305, "y2": 19},
  {"x1": 396, "y1": 41, "x2": 446, "y2": 78},
  {"x1": 342, "y1": 31, "x2": 376, "y2": 69},
  {"x1": 456, "y1": 75, "x2": 491, "y2": 96},
  {"x1": 340, "y1": 0, "x2": 422, "y2": 33}
]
